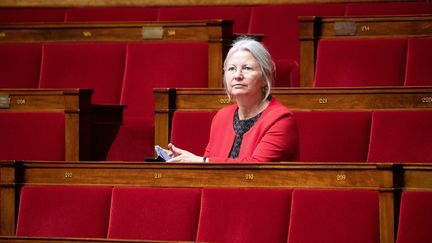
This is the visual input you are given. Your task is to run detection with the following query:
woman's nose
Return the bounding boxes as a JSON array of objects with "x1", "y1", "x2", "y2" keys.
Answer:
[{"x1": 234, "y1": 69, "x2": 244, "y2": 79}]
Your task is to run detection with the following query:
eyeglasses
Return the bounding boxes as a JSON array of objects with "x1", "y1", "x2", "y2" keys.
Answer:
[{"x1": 224, "y1": 65, "x2": 257, "y2": 75}]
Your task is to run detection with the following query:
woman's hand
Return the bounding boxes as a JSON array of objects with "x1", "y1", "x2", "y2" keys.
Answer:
[{"x1": 166, "y1": 143, "x2": 205, "y2": 162}]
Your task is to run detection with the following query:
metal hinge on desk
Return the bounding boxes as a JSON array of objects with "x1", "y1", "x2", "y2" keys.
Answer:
[{"x1": 0, "y1": 95, "x2": 10, "y2": 108}]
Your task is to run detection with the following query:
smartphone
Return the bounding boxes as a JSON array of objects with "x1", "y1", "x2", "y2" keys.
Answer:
[{"x1": 154, "y1": 145, "x2": 171, "y2": 161}]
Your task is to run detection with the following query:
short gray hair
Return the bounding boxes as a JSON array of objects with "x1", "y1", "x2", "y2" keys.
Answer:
[{"x1": 223, "y1": 36, "x2": 275, "y2": 101}]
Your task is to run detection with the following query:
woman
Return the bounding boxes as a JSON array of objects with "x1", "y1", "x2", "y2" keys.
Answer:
[{"x1": 166, "y1": 37, "x2": 299, "y2": 162}]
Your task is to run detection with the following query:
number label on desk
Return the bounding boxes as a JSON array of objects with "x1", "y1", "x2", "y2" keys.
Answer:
[
  {"x1": 336, "y1": 174, "x2": 347, "y2": 181},
  {"x1": 245, "y1": 173, "x2": 254, "y2": 180},
  {"x1": 16, "y1": 98, "x2": 26, "y2": 105}
]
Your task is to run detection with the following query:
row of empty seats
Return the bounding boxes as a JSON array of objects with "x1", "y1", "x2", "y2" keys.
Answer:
[
  {"x1": 299, "y1": 15, "x2": 432, "y2": 86},
  {"x1": 313, "y1": 37, "x2": 432, "y2": 87},
  {"x1": 16, "y1": 185, "x2": 380, "y2": 243},
  {"x1": 17, "y1": 37, "x2": 432, "y2": 92},
  {"x1": 170, "y1": 110, "x2": 432, "y2": 162},
  {"x1": 14, "y1": 185, "x2": 432, "y2": 243},
  {"x1": 2, "y1": 2, "x2": 432, "y2": 87},
  {"x1": 2, "y1": 159, "x2": 426, "y2": 242},
  {"x1": 0, "y1": 41, "x2": 209, "y2": 160}
]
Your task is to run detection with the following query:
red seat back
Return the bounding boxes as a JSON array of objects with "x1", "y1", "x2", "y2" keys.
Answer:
[
  {"x1": 367, "y1": 111, "x2": 432, "y2": 163},
  {"x1": 345, "y1": 2, "x2": 432, "y2": 16},
  {"x1": 39, "y1": 43, "x2": 126, "y2": 104},
  {"x1": 0, "y1": 112, "x2": 65, "y2": 160},
  {"x1": 157, "y1": 6, "x2": 251, "y2": 34},
  {"x1": 314, "y1": 38, "x2": 407, "y2": 87},
  {"x1": 108, "y1": 187, "x2": 201, "y2": 241},
  {"x1": 65, "y1": 7, "x2": 158, "y2": 21},
  {"x1": 396, "y1": 191, "x2": 432, "y2": 243},
  {"x1": 196, "y1": 188, "x2": 292, "y2": 243},
  {"x1": 107, "y1": 42, "x2": 208, "y2": 161},
  {"x1": 287, "y1": 189, "x2": 380, "y2": 243},
  {"x1": 405, "y1": 38, "x2": 432, "y2": 86},
  {"x1": 170, "y1": 111, "x2": 216, "y2": 156},
  {"x1": 294, "y1": 112, "x2": 372, "y2": 162},
  {"x1": 0, "y1": 43, "x2": 41, "y2": 88},
  {"x1": 248, "y1": 4, "x2": 345, "y2": 87},
  {"x1": 0, "y1": 7, "x2": 65, "y2": 23},
  {"x1": 16, "y1": 186, "x2": 112, "y2": 238}
]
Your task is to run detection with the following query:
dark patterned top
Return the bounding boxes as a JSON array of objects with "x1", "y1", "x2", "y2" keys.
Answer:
[{"x1": 229, "y1": 109, "x2": 263, "y2": 158}]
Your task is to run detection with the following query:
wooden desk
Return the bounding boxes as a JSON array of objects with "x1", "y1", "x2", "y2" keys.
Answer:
[
  {"x1": 402, "y1": 164, "x2": 432, "y2": 191},
  {"x1": 0, "y1": 88, "x2": 124, "y2": 161},
  {"x1": 153, "y1": 87, "x2": 432, "y2": 148},
  {"x1": 0, "y1": 160, "x2": 398, "y2": 243},
  {"x1": 299, "y1": 15, "x2": 432, "y2": 86}
]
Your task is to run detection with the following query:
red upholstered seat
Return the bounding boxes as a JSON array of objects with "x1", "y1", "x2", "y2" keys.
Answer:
[
  {"x1": 367, "y1": 111, "x2": 432, "y2": 163},
  {"x1": 345, "y1": 2, "x2": 432, "y2": 16},
  {"x1": 294, "y1": 112, "x2": 372, "y2": 162},
  {"x1": 0, "y1": 113, "x2": 65, "y2": 161},
  {"x1": 65, "y1": 7, "x2": 158, "y2": 21},
  {"x1": 38, "y1": 43, "x2": 126, "y2": 104},
  {"x1": 287, "y1": 189, "x2": 380, "y2": 243},
  {"x1": 314, "y1": 38, "x2": 407, "y2": 87},
  {"x1": 16, "y1": 186, "x2": 112, "y2": 238},
  {"x1": 0, "y1": 7, "x2": 66, "y2": 23},
  {"x1": 170, "y1": 111, "x2": 216, "y2": 156},
  {"x1": 405, "y1": 38, "x2": 432, "y2": 86},
  {"x1": 396, "y1": 191, "x2": 432, "y2": 243},
  {"x1": 107, "y1": 42, "x2": 208, "y2": 161},
  {"x1": 157, "y1": 6, "x2": 251, "y2": 34},
  {"x1": 0, "y1": 43, "x2": 41, "y2": 88},
  {"x1": 108, "y1": 187, "x2": 201, "y2": 241},
  {"x1": 248, "y1": 4, "x2": 345, "y2": 87},
  {"x1": 196, "y1": 188, "x2": 292, "y2": 243}
]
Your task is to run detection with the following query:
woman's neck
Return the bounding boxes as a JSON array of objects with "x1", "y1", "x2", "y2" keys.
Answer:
[{"x1": 237, "y1": 97, "x2": 269, "y2": 120}]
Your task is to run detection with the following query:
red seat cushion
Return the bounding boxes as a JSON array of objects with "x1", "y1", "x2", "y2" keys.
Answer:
[
  {"x1": 314, "y1": 38, "x2": 407, "y2": 87},
  {"x1": 288, "y1": 189, "x2": 380, "y2": 243},
  {"x1": 0, "y1": 112, "x2": 65, "y2": 161},
  {"x1": 16, "y1": 186, "x2": 112, "y2": 238},
  {"x1": 396, "y1": 191, "x2": 432, "y2": 243},
  {"x1": 294, "y1": 112, "x2": 372, "y2": 162},
  {"x1": 197, "y1": 188, "x2": 292, "y2": 243},
  {"x1": 108, "y1": 187, "x2": 201, "y2": 241},
  {"x1": 405, "y1": 38, "x2": 432, "y2": 86},
  {"x1": 367, "y1": 111, "x2": 432, "y2": 163},
  {"x1": 170, "y1": 112, "x2": 216, "y2": 155},
  {"x1": 0, "y1": 43, "x2": 41, "y2": 88},
  {"x1": 39, "y1": 43, "x2": 126, "y2": 104}
]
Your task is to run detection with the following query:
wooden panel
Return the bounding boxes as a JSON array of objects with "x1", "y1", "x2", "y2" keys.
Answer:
[
  {"x1": 402, "y1": 164, "x2": 432, "y2": 190},
  {"x1": 299, "y1": 15, "x2": 432, "y2": 86}
]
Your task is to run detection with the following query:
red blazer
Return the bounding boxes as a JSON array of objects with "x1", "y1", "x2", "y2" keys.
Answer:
[{"x1": 204, "y1": 97, "x2": 299, "y2": 162}]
